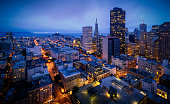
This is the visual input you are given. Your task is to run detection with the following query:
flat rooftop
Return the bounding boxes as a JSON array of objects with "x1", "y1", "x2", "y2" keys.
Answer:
[
  {"x1": 128, "y1": 68, "x2": 155, "y2": 78},
  {"x1": 120, "y1": 74, "x2": 140, "y2": 85},
  {"x1": 115, "y1": 54, "x2": 136, "y2": 61},
  {"x1": 28, "y1": 74, "x2": 53, "y2": 91},
  {"x1": 60, "y1": 67, "x2": 80, "y2": 78},
  {"x1": 143, "y1": 77, "x2": 156, "y2": 83},
  {"x1": 104, "y1": 64, "x2": 116, "y2": 69},
  {"x1": 100, "y1": 76, "x2": 146, "y2": 104},
  {"x1": 76, "y1": 76, "x2": 146, "y2": 104}
]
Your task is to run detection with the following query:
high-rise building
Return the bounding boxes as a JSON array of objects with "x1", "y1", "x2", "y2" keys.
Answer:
[
  {"x1": 94, "y1": 18, "x2": 99, "y2": 39},
  {"x1": 158, "y1": 22, "x2": 170, "y2": 62},
  {"x1": 129, "y1": 34, "x2": 135, "y2": 43},
  {"x1": 110, "y1": 7, "x2": 125, "y2": 54},
  {"x1": 82, "y1": 26, "x2": 93, "y2": 53},
  {"x1": 97, "y1": 35, "x2": 103, "y2": 57},
  {"x1": 139, "y1": 21, "x2": 147, "y2": 56},
  {"x1": 93, "y1": 19, "x2": 99, "y2": 53},
  {"x1": 150, "y1": 25, "x2": 160, "y2": 37},
  {"x1": 147, "y1": 25, "x2": 160, "y2": 60},
  {"x1": 134, "y1": 28, "x2": 140, "y2": 40},
  {"x1": 102, "y1": 37, "x2": 120, "y2": 64},
  {"x1": 139, "y1": 21, "x2": 147, "y2": 33}
]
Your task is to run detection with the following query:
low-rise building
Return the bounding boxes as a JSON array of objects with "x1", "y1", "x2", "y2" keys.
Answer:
[
  {"x1": 128, "y1": 68, "x2": 156, "y2": 80},
  {"x1": 76, "y1": 76, "x2": 147, "y2": 104},
  {"x1": 27, "y1": 65, "x2": 48, "y2": 82},
  {"x1": 142, "y1": 78, "x2": 157, "y2": 95},
  {"x1": 162, "y1": 60, "x2": 170, "y2": 75},
  {"x1": 157, "y1": 84, "x2": 170, "y2": 101},
  {"x1": 0, "y1": 59, "x2": 7, "y2": 69},
  {"x1": 112, "y1": 54, "x2": 136, "y2": 71},
  {"x1": 12, "y1": 60, "x2": 26, "y2": 82},
  {"x1": 51, "y1": 47, "x2": 79, "y2": 62},
  {"x1": 138, "y1": 59, "x2": 158, "y2": 76},
  {"x1": 103, "y1": 65, "x2": 116, "y2": 75},
  {"x1": 120, "y1": 74, "x2": 142, "y2": 89},
  {"x1": 28, "y1": 75, "x2": 53, "y2": 104},
  {"x1": 60, "y1": 67, "x2": 83, "y2": 92}
]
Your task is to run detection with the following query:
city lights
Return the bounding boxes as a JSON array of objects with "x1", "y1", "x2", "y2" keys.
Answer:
[{"x1": 0, "y1": 0, "x2": 169, "y2": 104}]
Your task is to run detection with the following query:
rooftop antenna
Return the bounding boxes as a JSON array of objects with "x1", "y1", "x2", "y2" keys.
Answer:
[{"x1": 142, "y1": 20, "x2": 144, "y2": 24}]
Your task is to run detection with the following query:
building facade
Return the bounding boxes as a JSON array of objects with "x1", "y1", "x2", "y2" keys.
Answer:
[
  {"x1": 82, "y1": 26, "x2": 93, "y2": 53},
  {"x1": 110, "y1": 7, "x2": 125, "y2": 54},
  {"x1": 142, "y1": 78, "x2": 157, "y2": 95},
  {"x1": 102, "y1": 37, "x2": 120, "y2": 64},
  {"x1": 93, "y1": 19, "x2": 99, "y2": 53},
  {"x1": 158, "y1": 22, "x2": 170, "y2": 62},
  {"x1": 138, "y1": 59, "x2": 158, "y2": 76}
]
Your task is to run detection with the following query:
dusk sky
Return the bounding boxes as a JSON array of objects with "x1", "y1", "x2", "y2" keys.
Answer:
[{"x1": 0, "y1": 0, "x2": 170, "y2": 33}]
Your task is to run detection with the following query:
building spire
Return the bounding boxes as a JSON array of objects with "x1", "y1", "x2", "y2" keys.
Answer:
[
  {"x1": 142, "y1": 20, "x2": 144, "y2": 24},
  {"x1": 96, "y1": 18, "x2": 97, "y2": 24}
]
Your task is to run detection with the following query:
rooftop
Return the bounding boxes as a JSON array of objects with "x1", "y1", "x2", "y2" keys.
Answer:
[
  {"x1": 104, "y1": 64, "x2": 116, "y2": 69},
  {"x1": 13, "y1": 60, "x2": 26, "y2": 69},
  {"x1": 60, "y1": 67, "x2": 80, "y2": 78},
  {"x1": 128, "y1": 68, "x2": 155, "y2": 78},
  {"x1": 100, "y1": 76, "x2": 146, "y2": 104},
  {"x1": 120, "y1": 74, "x2": 140, "y2": 85},
  {"x1": 80, "y1": 59, "x2": 88, "y2": 65},
  {"x1": 157, "y1": 84, "x2": 170, "y2": 93},
  {"x1": 160, "y1": 74, "x2": 170, "y2": 81},
  {"x1": 76, "y1": 76, "x2": 146, "y2": 104},
  {"x1": 142, "y1": 77, "x2": 156, "y2": 83},
  {"x1": 115, "y1": 54, "x2": 136, "y2": 61},
  {"x1": 28, "y1": 74, "x2": 52, "y2": 91}
]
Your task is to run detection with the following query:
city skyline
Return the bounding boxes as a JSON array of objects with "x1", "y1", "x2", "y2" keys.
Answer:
[{"x1": 0, "y1": 0, "x2": 170, "y2": 33}]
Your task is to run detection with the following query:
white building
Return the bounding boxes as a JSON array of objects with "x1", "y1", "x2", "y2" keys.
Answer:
[
  {"x1": 82, "y1": 26, "x2": 93, "y2": 53},
  {"x1": 26, "y1": 45, "x2": 42, "y2": 56},
  {"x1": 138, "y1": 59, "x2": 158, "y2": 75},
  {"x1": 103, "y1": 65, "x2": 116, "y2": 75},
  {"x1": 33, "y1": 45, "x2": 42, "y2": 56},
  {"x1": 60, "y1": 67, "x2": 84, "y2": 91},
  {"x1": 51, "y1": 47, "x2": 79, "y2": 62},
  {"x1": 56, "y1": 62, "x2": 73, "y2": 71},
  {"x1": 27, "y1": 65, "x2": 48, "y2": 82},
  {"x1": 142, "y1": 78, "x2": 157, "y2": 95}
]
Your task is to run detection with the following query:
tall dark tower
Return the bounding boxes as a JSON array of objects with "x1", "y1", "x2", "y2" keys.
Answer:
[
  {"x1": 158, "y1": 22, "x2": 170, "y2": 62},
  {"x1": 139, "y1": 21, "x2": 147, "y2": 56},
  {"x1": 139, "y1": 21, "x2": 147, "y2": 33},
  {"x1": 110, "y1": 7, "x2": 125, "y2": 54}
]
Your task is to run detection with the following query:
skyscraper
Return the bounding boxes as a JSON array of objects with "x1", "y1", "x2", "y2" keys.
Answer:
[
  {"x1": 103, "y1": 37, "x2": 120, "y2": 64},
  {"x1": 139, "y1": 21, "x2": 147, "y2": 33},
  {"x1": 139, "y1": 21, "x2": 147, "y2": 56},
  {"x1": 97, "y1": 35, "x2": 103, "y2": 57},
  {"x1": 134, "y1": 28, "x2": 139, "y2": 40},
  {"x1": 94, "y1": 18, "x2": 99, "y2": 38},
  {"x1": 158, "y1": 22, "x2": 170, "y2": 62},
  {"x1": 93, "y1": 19, "x2": 99, "y2": 53},
  {"x1": 147, "y1": 25, "x2": 160, "y2": 60},
  {"x1": 110, "y1": 7, "x2": 125, "y2": 54},
  {"x1": 82, "y1": 26, "x2": 93, "y2": 53}
]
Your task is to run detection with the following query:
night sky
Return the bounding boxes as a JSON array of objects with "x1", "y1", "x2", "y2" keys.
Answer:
[{"x1": 0, "y1": 0, "x2": 170, "y2": 33}]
